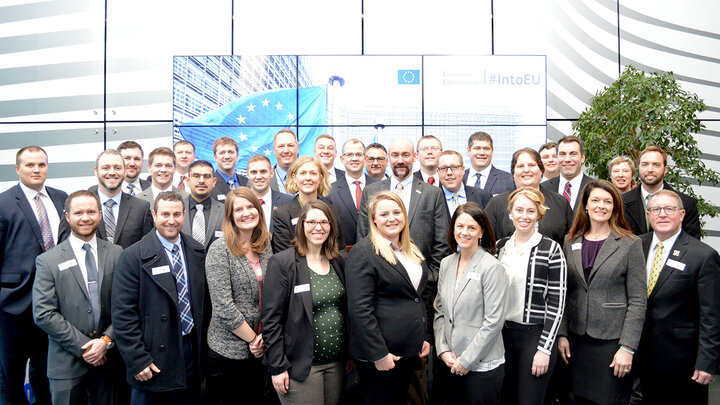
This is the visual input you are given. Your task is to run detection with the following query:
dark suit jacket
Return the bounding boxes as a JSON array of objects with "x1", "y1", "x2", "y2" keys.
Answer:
[
  {"x1": 210, "y1": 170, "x2": 248, "y2": 202},
  {"x1": 441, "y1": 185, "x2": 492, "y2": 221},
  {"x1": 622, "y1": 182, "x2": 701, "y2": 239},
  {"x1": 112, "y1": 232, "x2": 206, "y2": 392},
  {"x1": 463, "y1": 165, "x2": 514, "y2": 196},
  {"x1": 638, "y1": 231, "x2": 720, "y2": 376},
  {"x1": 345, "y1": 237, "x2": 432, "y2": 362},
  {"x1": 541, "y1": 173, "x2": 594, "y2": 212},
  {"x1": 357, "y1": 177, "x2": 450, "y2": 277},
  {"x1": 485, "y1": 186, "x2": 573, "y2": 246},
  {"x1": 269, "y1": 190, "x2": 293, "y2": 232},
  {"x1": 271, "y1": 196, "x2": 345, "y2": 254},
  {"x1": 413, "y1": 169, "x2": 439, "y2": 186},
  {"x1": 59, "y1": 187, "x2": 154, "y2": 249},
  {"x1": 262, "y1": 248, "x2": 346, "y2": 381},
  {"x1": 139, "y1": 178, "x2": 151, "y2": 191},
  {"x1": 0, "y1": 184, "x2": 67, "y2": 314},
  {"x1": 181, "y1": 196, "x2": 224, "y2": 251},
  {"x1": 327, "y1": 174, "x2": 378, "y2": 246},
  {"x1": 33, "y1": 239, "x2": 123, "y2": 379}
]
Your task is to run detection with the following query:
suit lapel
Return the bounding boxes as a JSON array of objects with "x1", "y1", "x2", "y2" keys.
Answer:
[
  {"x1": 181, "y1": 235, "x2": 205, "y2": 314},
  {"x1": 484, "y1": 167, "x2": 497, "y2": 192},
  {"x1": 13, "y1": 186, "x2": 46, "y2": 249},
  {"x1": 97, "y1": 240, "x2": 109, "y2": 288},
  {"x1": 113, "y1": 193, "x2": 132, "y2": 240},
  {"x1": 650, "y1": 233, "x2": 688, "y2": 299},
  {"x1": 408, "y1": 178, "x2": 423, "y2": 222},
  {"x1": 296, "y1": 254, "x2": 313, "y2": 322},
  {"x1": 453, "y1": 249, "x2": 485, "y2": 310},
  {"x1": 59, "y1": 241, "x2": 90, "y2": 299},
  {"x1": 141, "y1": 235, "x2": 179, "y2": 307},
  {"x1": 206, "y1": 200, "x2": 224, "y2": 248},
  {"x1": 337, "y1": 177, "x2": 359, "y2": 220},
  {"x1": 588, "y1": 234, "x2": 621, "y2": 283},
  {"x1": 569, "y1": 235, "x2": 587, "y2": 288}
]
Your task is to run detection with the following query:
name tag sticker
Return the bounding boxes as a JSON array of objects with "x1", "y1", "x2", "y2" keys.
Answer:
[
  {"x1": 214, "y1": 231, "x2": 224, "y2": 238},
  {"x1": 152, "y1": 265, "x2": 171, "y2": 275},
  {"x1": 572, "y1": 243, "x2": 582, "y2": 251},
  {"x1": 666, "y1": 259, "x2": 686, "y2": 271},
  {"x1": 416, "y1": 189, "x2": 422, "y2": 194},
  {"x1": 217, "y1": 194, "x2": 226, "y2": 201},
  {"x1": 291, "y1": 218, "x2": 299, "y2": 225},
  {"x1": 58, "y1": 259, "x2": 77, "y2": 271},
  {"x1": 293, "y1": 284, "x2": 310, "y2": 293},
  {"x1": 467, "y1": 272, "x2": 482, "y2": 281}
]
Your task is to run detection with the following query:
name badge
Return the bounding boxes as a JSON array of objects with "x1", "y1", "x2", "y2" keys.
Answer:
[
  {"x1": 217, "y1": 194, "x2": 226, "y2": 201},
  {"x1": 293, "y1": 283, "x2": 310, "y2": 293},
  {"x1": 291, "y1": 218, "x2": 298, "y2": 225},
  {"x1": 214, "y1": 231, "x2": 224, "y2": 238},
  {"x1": 666, "y1": 259, "x2": 686, "y2": 271},
  {"x1": 467, "y1": 272, "x2": 482, "y2": 281},
  {"x1": 152, "y1": 265, "x2": 171, "y2": 275},
  {"x1": 572, "y1": 243, "x2": 582, "y2": 251},
  {"x1": 58, "y1": 259, "x2": 77, "y2": 271}
]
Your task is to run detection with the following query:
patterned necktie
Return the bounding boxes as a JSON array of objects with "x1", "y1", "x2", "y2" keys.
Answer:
[
  {"x1": 191, "y1": 204, "x2": 206, "y2": 246},
  {"x1": 171, "y1": 245, "x2": 194, "y2": 335},
  {"x1": 428, "y1": 177, "x2": 435, "y2": 185},
  {"x1": 452, "y1": 194, "x2": 460, "y2": 211},
  {"x1": 647, "y1": 242, "x2": 664, "y2": 297},
  {"x1": 82, "y1": 243, "x2": 101, "y2": 329},
  {"x1": 644, "y1": 194, "x2": 653, "y2": 230},
  {"x1": 228, "y1": 178, "x2": 236, "y2": 190},
  {"x1": 563, "y1": 182, "x2": 572, "y2": 204},
  {"x1": 178, "y1": 175, "x2": 186, "y2": 191},
  {"x1": 34, "y1": 193, "x2": 55, "y2": 251},
  {"x1": 126, "y1": 183, "x2": 136, "y2": 196},
  {"x1": 103, "y1": 199, "x2": 117, "y2": 244},
  {"x1": 353, "y1": 180, "x2": 362, "y2": 213},
  {"x1": 474, "y1": 173, "x2": 482, "y2": 188},
  {"x1": 394, "y1": 182, "x2": 404, "y2": 196}
]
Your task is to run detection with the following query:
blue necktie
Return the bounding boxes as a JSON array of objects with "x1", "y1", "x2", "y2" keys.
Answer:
[
  {"x1": 82, "y1": 243, "x2": 101, "y2": 330},
  {"x1": 171, "y1": 245, "x2": 194, "y2": 335}
]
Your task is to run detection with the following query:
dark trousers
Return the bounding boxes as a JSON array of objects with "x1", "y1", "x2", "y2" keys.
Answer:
[
  {"x1": 49, "y1": 364, "x2": 115, "y2": 405},
  {"x1": 445, "y1": 364, "x2": 504, "y2": 405},
  {"x1": 356, "y1": 356, "x2": 419, "y2": 405},
  {"x1": 0, "y1": 307, "x2": 51, "y2": 405},
  {"x1": 641, "y1": 371, "x2": 708, "y2": 405},
  {"x1": 501, "y1": 324, "x2": 557, "y2": 405},
  {"x1": 206, "y1": 349, "x2": 270, "y2": 405},
  {"x1": 130, "y1": 334, "x2": 199, "y2": 405}
]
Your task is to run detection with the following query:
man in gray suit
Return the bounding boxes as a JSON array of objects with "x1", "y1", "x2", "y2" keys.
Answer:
[
  {"x1": 137, "y1": 147, "x2": 188, "y2": 205},
  {"x1": 33, "y1": 190, "x2": 123, "y2": 404},
  {"x1": 181, "y1": 160, "x2": 224, "y2": 251}
]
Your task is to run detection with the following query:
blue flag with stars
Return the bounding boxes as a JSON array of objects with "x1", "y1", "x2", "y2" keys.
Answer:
[{"x1": 178, "y1": 86, "x2": 327, "y2": 175}]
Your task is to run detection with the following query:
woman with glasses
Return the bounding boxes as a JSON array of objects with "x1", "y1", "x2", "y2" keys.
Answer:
[
  {"x1": 262, "y1": 200, "x2": 347, "y2": 405},
  {"x1": 271, "y1": 156, "x2": 345, "y2": 253},
  {"x1": 558, "y1": 180, "x2": 646, "y2": 405}
]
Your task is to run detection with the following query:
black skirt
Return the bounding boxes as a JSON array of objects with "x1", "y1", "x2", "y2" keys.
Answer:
[{"x1": 567, "y1": 333, "x2": 633, "y2": 405}]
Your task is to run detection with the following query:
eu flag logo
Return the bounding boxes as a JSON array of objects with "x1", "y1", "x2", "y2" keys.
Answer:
[{"x1": 398, "y1": 70, "x2": 420, "y2": 85}]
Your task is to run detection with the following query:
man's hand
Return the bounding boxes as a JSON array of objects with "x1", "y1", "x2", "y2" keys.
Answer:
[
  {"x1": 374, "y1": 353, "x2": 400, "y2": 371},
  {"x1": 272, "y1": 371, "x2": 290, "y2": 395},
  {"x1": 134, "y1": 363, "x2": 161, "y2": 381},
  {"x1": 418, "y1": 341, "x2": 431, "y2": 358},
  {"x1": 81, "y1": 339, "x2": 108, "y2": 366},
  {"x1": 692, "y1": 370, "x2": 715, "y2": 385}
]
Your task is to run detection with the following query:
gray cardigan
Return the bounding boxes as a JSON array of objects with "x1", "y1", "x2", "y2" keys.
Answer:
[{"x1": 205, "y1": 236, "x2": 272, "y2": 359}]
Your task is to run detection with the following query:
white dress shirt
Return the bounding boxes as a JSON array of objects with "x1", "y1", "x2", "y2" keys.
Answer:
[
  {"x1": 646, "y1": 229, "x2": 681, "y2": 284},
  {"x1": 257, "y1": 189, "x2": 273, "y2": 231},
  {"x1": 19, "y1": 182, "x2": 61, "y2": 243},
  {"x1": 557, "y1": 173, "x2": 585, "y2": 209},
  {"x1": 68, "y1": 234, "x2": 99, "y2": 289},
  {"x1": 345, "y1": 172, "x2": 366, "y2": 210},
  {"x1": 466, "y1": 166, "x2": 492, "y2": 190}
]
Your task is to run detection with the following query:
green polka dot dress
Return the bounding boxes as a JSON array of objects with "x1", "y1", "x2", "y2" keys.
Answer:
[{"x1": 309, "y1": 264, "x2": 345, "y2": 365}]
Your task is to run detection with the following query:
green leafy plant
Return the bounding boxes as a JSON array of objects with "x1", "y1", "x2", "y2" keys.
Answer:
[{"x1": 573, "y1": 65, "x2": 719, "y2": 228}]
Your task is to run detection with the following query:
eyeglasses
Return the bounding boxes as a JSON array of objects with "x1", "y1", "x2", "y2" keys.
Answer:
[
  {"x1": 366, "y1": 157, "x2": 386, "y2": 162},
  {"x1": 190, "y1": 173, "x2": 213, "y2": 179},
  {"x1": 304, "y1": 220, "x2": 331, "y2": 228},
  {"x1": 438, "y1": 165, "x2": 463, "y2": 172},
  {"x1": 343, "y1": 153, "x2": 364, "y2": 158},
  {"x1": 647, "y1": 206, "x2": 680, "y2": 216},
  {"x1": 419, "y1": 146, "x2": 441, "y2": 153}
]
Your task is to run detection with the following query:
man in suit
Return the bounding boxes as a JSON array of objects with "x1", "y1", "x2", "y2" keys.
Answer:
[
  {"x1": 112, "y1": 191, "x2": 206, "y2": 405},
  {"x1": 0, "y1": 146, "x2": 67, "y2": 405},
  {"x1": 437, "y1": 151, "x2": 492, "y2": 218},
  {"x1": 314, "y1": 134, "x2": 343, "y2": 184},
  {"x1": 210, "y1": 137, "x2": 248, "y2": 202},
  {"x1": 327, "y1": 139, "x2": 378, "y2": 247},
  {"x1": 541, "y1": 135, "x2": 594, "y2": 211},
  {"x1": 463, "y1": 131, "x2": 514, "y2": 196},
  {"x1": 33, "y1": 191, "x2": 124, "y2": 404},
  {"x1": 173, "y1": 141, "x2": 195, "y2": 191},
  {"x1": 365, "y1": 142, "x2": 389, "y2": 181},
  {"x1": 137, "y1": 147, "x2": 188, "y2": 205},
  {"x1": 638, "y1": 190, "x2": 720, "y2": 404},
  {"x1": 413, "y1": 135, "x2": 442, "y2": 186},
  {"x1": 118, "y1": 141, "x2": 151, "y2": 195},
  {"x1": 246, "y1": 155, "x2": 292, "y2": 233},
  {"x1": 269, "y1": 129, "x2": 299, "y2": 194},
  {"x1": 622, "y1": 146, "x2": 701, "y2": 239},
  {"x1": 539, "y1": 142, "x2": 559, "y2": 182},
  {"x1": 181, "y1": 160, "x2": 224, "y2": 251}
]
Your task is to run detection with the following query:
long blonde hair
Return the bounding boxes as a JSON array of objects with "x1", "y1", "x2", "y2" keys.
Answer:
[
  {"x1": 284, "y1": 156, "x2": 331, "y2": 197},
  {"x1": 367, "y1": 191, "x2": 424, "y2": 265}
]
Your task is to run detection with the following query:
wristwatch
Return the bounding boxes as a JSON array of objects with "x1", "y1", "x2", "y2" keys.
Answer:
[{"x1": 100, "y1": 335, "x2": 114, "y2": 350}]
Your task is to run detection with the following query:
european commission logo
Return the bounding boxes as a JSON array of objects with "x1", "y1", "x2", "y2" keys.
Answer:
[{"x1": 398, "y1": 69, "x2": 420, "y2": 85}]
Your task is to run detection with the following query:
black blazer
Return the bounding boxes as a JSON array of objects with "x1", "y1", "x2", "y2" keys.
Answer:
[
  {"x1": 111, "y1": 232, "x2": 206, "y2": 392},
  {"x1": 327, "y1": 174, "x2": 378, "y2": 246},
  {"x1": 345, "y1": 237, "x2": 433, "y2": 362},
  {"x1": 271, "y1": 196, "x2": 345, "y2": 253},
  {"x1": 638, "y1": 231, "x2": 720, "y2": 376},
  {"x1": 262, "y1": 248, "x2": 346, "y2": 381},
  {"x1": 485, "y1": 186, "x2": 573, "y2": 246},
  {"x1": 59, "y1": 186, "x2": 154, "y2": 249},
  {"x1": 210, "y1": 170, "x2": 248, "y2": 202},
  {"x1": 441, "y1": 185, "x2": 492, "y2": 221},
  {"x1": 0, "y1": 184, "x2": 67, "y2": 314},
  {"x1": 270, "y1": 190, "x2": 293, "y2": 232},
  {"x1": 622, "y1": 182, "x2": 701, "y2": 239},
  {"x1": 463, "y1": 166, "x2": 514, "y2": 196},
  {"x1": 541, "y1": 173, "x2": 594, "y2": 212},
  {"x1": 138, "y1": 178, "x2": 151, "y2": 191}
]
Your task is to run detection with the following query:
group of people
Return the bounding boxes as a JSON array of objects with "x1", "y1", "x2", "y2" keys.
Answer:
[{"x1": 0, "y1": 129, "x2": 718, "y2": 405}]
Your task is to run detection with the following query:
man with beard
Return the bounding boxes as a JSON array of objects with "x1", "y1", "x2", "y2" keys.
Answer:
[
  {"x1": 210, "y1": 137, "x2": 248, "y2": 202},
  {"x1": 118, "y1": 141, "x2": 150, "y2": 195},
  {"x1": 60, "y1": 150, "x2": 153, "y2": 249},
  {"x1": 246, "y1": 155, "x2": 292, "y2": 233},
  {"x1": 33, "y1": 191, "x2": 124, "y2": 404},
  {"x1": 173, "y1": 141, "x2": 195, "y2": 191},
  {"x1": 269, "y1": 129, "x2": 299, "y2": 194},
  {"x1": 137, "y1": 147, "x2": 188, "y2": 205},
  {"x1": 622, "y1": 146, "x2": 700, "y2": 239},
  {"x1": 364, "y1": 143, "x2": 389, "y2": 180},
  {"x1": 181, "y1": 160, "x2": 225, "y2": 251}
]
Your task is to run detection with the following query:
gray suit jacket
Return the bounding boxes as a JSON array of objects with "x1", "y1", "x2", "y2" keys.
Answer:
[
  {"x1": 561, "y1": 233, "x2": 647, "y2": 350},
  {"x1": 181, "y1": 196, "x2": 225, "y2": 250},
  {"x1": 32, "y1": 239, "x2": 123, "y2": 379},
  {"x1": 357, "y1": 177, "x2": 450, "y2": 277},
  {"x1": 136, "y1": 186, "x2": 188, "y2": 207},
  {"x1": 433, "y1": 248, "x2": 508, "y2": 370}
]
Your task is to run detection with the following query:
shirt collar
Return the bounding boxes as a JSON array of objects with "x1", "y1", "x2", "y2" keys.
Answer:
[
  {"x1": 215, "y1": 169, "x2": 237, "y2": 184},
  {"x1": 156, "y1": 230, "x2": 182, "y2": 253},
  {"x1": 18, "y1": 182, "x2": 47, "y2": 200},
  {"x1": 651, "y1": 228, "x2": 681, "y2": 251},
  {"x1": 274, "y1": 165, "x2": 288, "y2": 182},
  {"x1": 641, "y1": 183, "x2": 664, "y2": 205},
  {"x1": 442, "y1": 184, "x2": 466, "y2": 200},
  {"x1": 390, "y1": 175, "x2": 413, "y2": 191},
  {"x1": 345, "y1": 172, "x2": 364, "y2": 187},
  {"x1": 68, "y1": 233, "x2": 97, "y2": 253},
  {"x1": 97, "y1": 188, "x2": 122, "y2": 206}
]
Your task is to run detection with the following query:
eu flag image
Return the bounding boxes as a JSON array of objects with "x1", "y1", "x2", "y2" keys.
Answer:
[
  {"x1": 398, "y1": 69, "x2": 420, "y2": 85},
  {"x1": 178, "y1": 86, "x2": 327, "y2": 175}
]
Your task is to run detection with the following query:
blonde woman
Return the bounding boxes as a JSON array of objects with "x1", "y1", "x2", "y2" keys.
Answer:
[{"x1": 346, "y1": 191, "x2": 432, "y2": 405}]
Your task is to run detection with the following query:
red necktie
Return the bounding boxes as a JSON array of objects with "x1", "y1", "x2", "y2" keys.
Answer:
[
  {"x1": 428, "y1": 177, "x2": 435, "y2": 185},
  {"x1": 259, "y1": 198, "x2": 265, "y2": 206},
  {"x1": 563, "y1": 182, "x2": 572, "y2": 203},
  {"x1": 353, "y1": 181, "x2": 362, "y2": 213},
  {"x1": 178, "y1": 175, "x2": 186, "y2": 191}
]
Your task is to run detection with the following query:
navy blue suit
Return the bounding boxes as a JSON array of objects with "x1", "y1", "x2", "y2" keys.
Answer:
[
  {"x1": 327, "y1": 174, "x2": 378, "y2": 246},
  {"x1": 463, "y1": 166, "x2": 514, "y2": 196}
]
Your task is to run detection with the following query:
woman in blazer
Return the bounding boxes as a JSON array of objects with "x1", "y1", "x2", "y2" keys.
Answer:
[
  {"x1": 558, "y1": 180, "x2": 646, "y2": 405},
  {"x1": 205, "y1": 187, "x2": 272, "y2": 405},
  {"x1": 262, "y1": 200, "x2": 347, "y2": 405},
  {"x1": 271, "y1": 156, "x2": 345, "y2": 253},
  {"x1": 434, "y1": 201, "x2": 508, "y2": 405},
  {"x1": 497, "y1": 187, "x2": 566, "y2": 405},
  {"x1": 346, "y1": 191, "x2": 432, "y2": 405}
]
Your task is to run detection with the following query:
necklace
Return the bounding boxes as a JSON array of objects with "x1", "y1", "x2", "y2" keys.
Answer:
[{"x1": 585, "y1": 230, "x2": 610, "y2": 241}]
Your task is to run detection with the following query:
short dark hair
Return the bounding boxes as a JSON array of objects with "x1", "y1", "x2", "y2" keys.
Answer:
[
  {"x1": 16, "y1": 146, "x2": 47, "y2": 165},
  {"x1": 64, "y1": 190, "x2": 101, "y2": 213},
  {"x1": 174, "y1": 140, "x2": 195, "y2": 153},
  {"x1": 467, "y1": 132, "x2": 493, "y2": 149},
  {"x1": 292, "y1": 200, "x2": 339, "y2": 260},
  {"x1": 447, "y1": 202, "x2": 497, "y2": 255},
  {"x1": 188, "y1": 160, "x2": 214, "y2": 173},
  {"x1": 213, "y1": 137, "x2": 238, "y2": 154},
  {"x1": 639, "y1": 145, "x2": 667, "y2": 167},
  {"x1": 148, "y1": 147, "x2": 176, "y2": 166},
  {"x1": 365, "y1": 142, "x2": 387, "y2": 154},
  {"x1": 557, "y1": 135, "x2": 585, "y2": 155},
  {"x1": 117, "y1": 141, "x2": 144, "y2": 156},
  {"x1": 153, "y1": 191, "x2": 185, "y2": 212},
  {"x1": 538, "y1": 142, "x2": 556, "y2": 153},
  {"x1": 511, "y1": 148, "x2": 545, "y2": 174}
]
